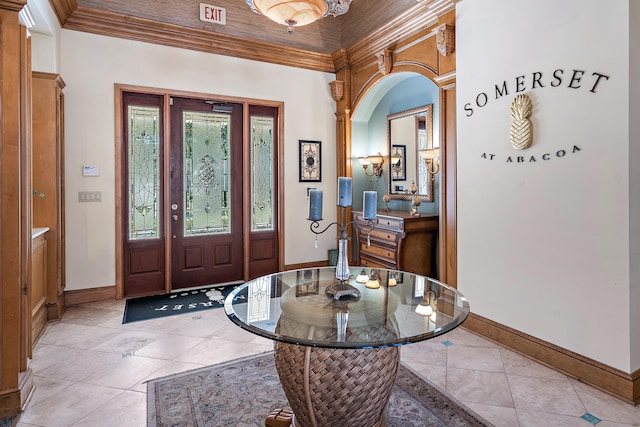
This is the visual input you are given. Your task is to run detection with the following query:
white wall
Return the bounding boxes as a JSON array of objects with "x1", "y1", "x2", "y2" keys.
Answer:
[
  {"x1": 629, "y1": 1, "x2": 640, "y2": 371},
  {"x1": 31, "y1": 27, "x2": 338, "y2": 290},
  {"x1": 457, "y1": 0, "x2": 636, "y2": 372},
  {"x1": 28, "y1": 0, "x2": 61, "y2": 73}
]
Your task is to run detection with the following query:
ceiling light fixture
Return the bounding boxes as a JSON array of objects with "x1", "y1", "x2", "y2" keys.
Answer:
[{"x1": 246, "y1": 0, "x2": 352, "y2": 34}]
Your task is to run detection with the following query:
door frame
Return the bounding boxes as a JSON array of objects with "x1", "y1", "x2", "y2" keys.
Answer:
[{"x1": 114, "y1": 84, "x2": 285, "y2": 299}]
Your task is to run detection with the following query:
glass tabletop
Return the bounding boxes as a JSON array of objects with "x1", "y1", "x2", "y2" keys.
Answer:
[{"x1": 224, "y1": 267, "x2": 470, "y2": 349}]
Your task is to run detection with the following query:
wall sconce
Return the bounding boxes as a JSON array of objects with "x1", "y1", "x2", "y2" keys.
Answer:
[
  {"x1": 358, "y1": 153, "x2": 385, "y2": 181},
  {"x1": 365, "y1": 269, "x2": 381, "y2": 289},
  {"x1": 387, "y1": 272, "x2": 397, "y2": 287},
  {"x1": 415, "y1": 289, "x2": 437, "y2": 317},
  {"x1": 355, "y1": 269, "x2": 369, "y2": 283},
  {"x1": 419, "y1": 148, "x2": 440, "y2": 175},
  {"x1": 390, "y1": 153, "x2": 402, "y2": 178}
]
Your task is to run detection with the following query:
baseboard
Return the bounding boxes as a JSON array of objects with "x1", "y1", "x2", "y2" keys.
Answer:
[
  {"x1": 284, "y1": 261, "x2": 329, "y2": 270},
  {"x1": 46, "y1": 292, "x2": 66, "y2": 321},
  {"x1": 0, "y1": 368, "x2": 32, "y2": 419},
  {"x1": 0, "y1": 392, "x2": 20, "y2": 419},
  {"x1": 17, "y1": 369, "x2": 33, "y2": 411},
  {"x1": 463, "y1": 312, "x2": 639, "y2": 405},
  {"x1": 64, "y1": 285, "x2": 116, "y2": 306}
]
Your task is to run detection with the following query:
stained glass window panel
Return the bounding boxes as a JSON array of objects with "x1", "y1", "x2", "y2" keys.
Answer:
[
  {"x1": 247, "y1": 276, "x2": 271, "y2": 323},
  {"x1": 250, "y1": 116, "x2": 274, "y2": 231},
  {"x1": 128, "y1": 106, "x2": 160, "y2": 240},
  {"x1": 184, "y1": 111, "x2": 231, "y2": 236}
]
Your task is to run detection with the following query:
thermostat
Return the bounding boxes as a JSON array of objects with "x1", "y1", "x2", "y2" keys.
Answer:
[{"x1": 82, "y1": 165, "x2": 99, "y2": 177}]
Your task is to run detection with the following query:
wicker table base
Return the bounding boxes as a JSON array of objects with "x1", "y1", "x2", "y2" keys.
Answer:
[{"x1": 273, "y1": 341, "x2": 400, "y2": 427}]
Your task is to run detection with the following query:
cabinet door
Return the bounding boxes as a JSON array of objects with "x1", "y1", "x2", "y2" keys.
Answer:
[
  {"x1": 31, "y1": 234, "x2": 47, "y2": 344},
  {"x1": 32, "y1": 72, "x2": 66, "y2": 320}
]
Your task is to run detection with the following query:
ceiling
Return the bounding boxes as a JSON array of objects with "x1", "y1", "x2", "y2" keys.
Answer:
[{"x1": 42, "y1": 0, "x2": 456, "y2": 72}]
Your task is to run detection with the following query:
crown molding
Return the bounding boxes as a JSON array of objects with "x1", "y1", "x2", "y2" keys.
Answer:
[
  {"x1": 63, "y1": 5, "x2": 334, "y2": 73},
  {"x1": 344, "y1": 2, "x2": 448, "y2": 68},
  {"x1": 0, "y1": 0, "x2": 27, "y2": 12},
  {"x1": 47, "y1": 0, "x2": 76, "y2": 26}
]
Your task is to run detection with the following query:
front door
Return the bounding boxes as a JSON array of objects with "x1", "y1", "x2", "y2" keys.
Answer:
[
  {"x1": 119, "y1": 90, "x2": 280, "y2": 298},
  {"x1": 169, "y1": 97, "x2": 243, "y2": 289}
]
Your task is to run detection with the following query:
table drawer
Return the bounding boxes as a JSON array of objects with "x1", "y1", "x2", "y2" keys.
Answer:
[
  {"x1": 360, "y1": 228, "x2": 399, "y2": 244},
  {"x1": 361, "y1": 243, "x2": 396, "y2": 262},
  {"x1": 375, "y1": 216, "x2": 404, "y2": 231},
  {"x1": 360, "y1": 255, "x2": 396, "y2": 269},
  {"x1": 353, "y1": 212, "x2": 403, "y2": 232}
]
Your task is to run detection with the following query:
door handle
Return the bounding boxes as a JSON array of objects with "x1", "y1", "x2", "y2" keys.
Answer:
[{"x1": 171, "y1": 203, "x2": 178, "y2": 210}]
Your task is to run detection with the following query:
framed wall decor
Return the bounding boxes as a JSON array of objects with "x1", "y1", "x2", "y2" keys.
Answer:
[
  {"x1": 299, "y1": 140, "x2": 321, "y2": 182},
  {"x1": 296, "y1": 269, "x2": 320, "y2": 296},
  {"x1": 391, "y1": 144, "x2": 406, "y2": 181}
]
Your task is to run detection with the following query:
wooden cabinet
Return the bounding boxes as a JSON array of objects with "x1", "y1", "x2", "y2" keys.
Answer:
[
  {"x1": 32, "y1": 72, "x2": 66, "y2": 320},
  {"x1": 352, "y1": 210, "x2": 438, "y2": 277},
  {"x1": 31, "y1": 229, "x2": 48, "y2": 345}
]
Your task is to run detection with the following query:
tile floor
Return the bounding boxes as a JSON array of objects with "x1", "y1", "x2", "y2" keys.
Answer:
[{"x1": 16, "y1": 299, "x2": 640, "y2": 427}]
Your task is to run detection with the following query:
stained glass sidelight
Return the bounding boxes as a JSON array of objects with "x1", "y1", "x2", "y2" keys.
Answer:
[
  {"x1": 184, "y1": 111, "x2": 231, "y2": 236},
  {"x1": 250, "y1": 116, "x2": 274, "y2": 231},
  {"x1": 128, "y1": 106, "x2": 161, "y2": 240},
  {"x1": 247, "y1": 275, "x2": 271, "y2": 322}
]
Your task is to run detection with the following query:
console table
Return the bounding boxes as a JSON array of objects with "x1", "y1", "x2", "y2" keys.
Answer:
[
  {"x1": 224, "y1": 267, "x2": 469, "y2": 427},
  {"x1": 352, "y1": 210, "x2": 438, "y2": 277}
]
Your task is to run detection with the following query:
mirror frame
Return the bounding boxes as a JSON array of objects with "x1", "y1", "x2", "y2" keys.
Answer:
[{"x1": 386, "y1": 104, "x2": 435, "y2": 202}]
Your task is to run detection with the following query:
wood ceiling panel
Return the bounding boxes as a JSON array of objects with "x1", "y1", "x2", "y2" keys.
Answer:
[
  {"x1": 340, "y1": 0, "x2": 418, "y2": 48},
  {"x1": 52, "y1": 0, "x2": 456, "y2": 74},
  {"x1": 64, "y1": 5, "x2": 335, "y2": 72},
  {"x1": 76, "y1": 0, "x2": 342, "y2": 54}
]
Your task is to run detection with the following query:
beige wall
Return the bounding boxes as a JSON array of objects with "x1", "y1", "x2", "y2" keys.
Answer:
[
  {"x1": 28, "y1": 0, "x2": 61, "y2": 73},
  {"x1": 456, "y1": 0, "x2": 637, "y2": 373},
  {"x1": 31, "y1": 21, "x2": 339, "y2": 290},
  {"x1": 629, "y1": 0, "x2": 640, "y2": 371}
]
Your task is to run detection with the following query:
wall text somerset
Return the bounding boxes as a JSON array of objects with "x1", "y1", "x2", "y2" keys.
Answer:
[{"x1": 463, "y1": 69, "x2": 610, "y2": 117}]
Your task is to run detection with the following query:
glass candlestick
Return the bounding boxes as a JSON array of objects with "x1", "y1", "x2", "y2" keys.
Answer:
[{"x1": 335, "y1": 238, "x2": 350, "y2": 281}]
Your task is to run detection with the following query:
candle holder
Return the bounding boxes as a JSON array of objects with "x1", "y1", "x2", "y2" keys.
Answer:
[
  {"x1": 409, "y1": 179, "x2": 421, "y2": 216},
  {"x1": 309, "y1": 207, "x2": 374, "y2": 300},
  {"x1": 383, "y1": 192, "x2": 392, "y2": 211},
  {"x1": 308, "y1": 179, "x2": 377, "y2": 299}
]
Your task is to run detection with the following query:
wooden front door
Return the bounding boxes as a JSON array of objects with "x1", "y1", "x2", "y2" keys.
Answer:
[
  {"x1": 169, "y1": 97, "x2": 244, "y2": 289},
  {"x1": 119, "y1": 90, "x2": 280, "y2": 298}
]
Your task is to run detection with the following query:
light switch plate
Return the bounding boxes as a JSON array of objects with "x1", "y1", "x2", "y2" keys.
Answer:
[{"x1": 78, "y1": 191, "x2": 102, "y2": 202}]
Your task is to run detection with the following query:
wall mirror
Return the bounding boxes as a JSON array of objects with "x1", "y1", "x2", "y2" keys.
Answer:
[{"x1": 387, "y1": 104, "x2": 435, "y2": 202}]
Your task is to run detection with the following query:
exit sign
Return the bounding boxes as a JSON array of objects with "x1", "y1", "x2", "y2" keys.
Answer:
[{"x1": 200, "y1": 3, "x2": 226, "y2": 25}]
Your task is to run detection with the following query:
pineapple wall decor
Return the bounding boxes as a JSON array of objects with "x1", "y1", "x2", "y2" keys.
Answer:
[{"x1": 510, "y1": 94, "x2": 533, "y2": 150}]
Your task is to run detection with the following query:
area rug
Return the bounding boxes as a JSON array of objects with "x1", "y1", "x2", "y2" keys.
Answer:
[
  {"x1": 147, "y1": 352, "x2": 491, "y2": 427},
  {"x1": 123, "y1": 284, "x2": 244, "y2": 324}
]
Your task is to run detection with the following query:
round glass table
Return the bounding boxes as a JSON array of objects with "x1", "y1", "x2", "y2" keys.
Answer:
[{"x1": 224, "y1": 267, "x2": 470, "y2": 427}]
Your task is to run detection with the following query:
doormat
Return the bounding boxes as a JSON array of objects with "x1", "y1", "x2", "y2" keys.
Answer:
[
  {"x1": 122, "y1": 285, "x2": 245, "y2": 324},
  {"x1": 147, "y1": 352, "x2": 491, "y2": 427}
]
